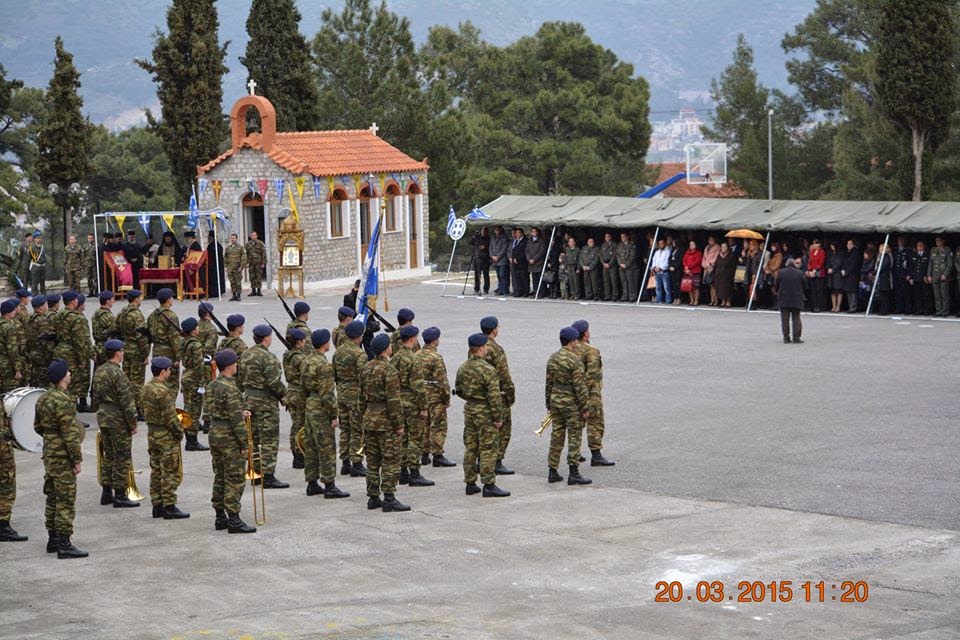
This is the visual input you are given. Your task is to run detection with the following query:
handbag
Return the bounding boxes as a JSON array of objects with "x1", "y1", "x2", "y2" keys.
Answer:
[
  {"x1": 542, "y1": 270, "x2": 555, "y2": 284},
  {"x1": 734, "y1": 266, "x2": 747, "y2": 284},
  {"x1": 646, "y1": 274, "x2": 656, "y2": 290},
  {"x1": 703, "y1": 270, "x2": 714, "y2": 285},
  {"x1": 680, "y1": 276, "x2": 694, "y2": 293}
]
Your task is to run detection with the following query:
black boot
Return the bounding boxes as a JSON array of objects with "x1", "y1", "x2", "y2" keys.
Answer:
[
  {"x1": 77, "y1": 398, "x2": 91, "y2": 413},
  {"x1": 0, "y1": 520, "x2": 27, "y2": 541},
  {"x1": 420, "y1": 453, "x2": 431, "y2": 466},
  {"x1": 306, "y1": 480, "x2": 325, "y2": 496},
  {"x1": 407, "y1": 468, "x2": 435, "y2": 487},
  {"x1": 340, "y1": 459, "x2": 352, "y2": 476},
  {"x1": 185, "y1": 434, "x2": 209, "y2": 452},
  {"x1": 381, "y1": 493, "x2": 411, "y2": 512},
  {"x1": 367, "y1": 495, "x2": 383, "y2": 510},
  {"x1": 113, "y1": 488, "x2": 140, "y2": 508},
  {"x1": 568, "y1": 464, "x2": 592, "y2": 485},
  {"x1": 399, "y1": 467, "x2": 410, "y2": 485},
  {"x1": 152, "y1": 504, "x2": 164, "y2": 518},
  {"x1": 46, "y1": 530, "x2": 59, "y2": 553},
  {"x1": 465, "y1": 483, "x2": 481, "y2": 495},
  {"x1": 432, "y1": 454, "x2": 456, "y2": 467},
  {"x1": 201, "y1": 420, "x2": 210, "y2": 435},
  {"x1": 323, "y1": 482, "x2": 350, "y2": 499},
  {"x1": 100, "y1": 486, "x2": 114, "y2": 505},
  {"x1": 351, "y1": 461, "x2": 367, "y2": 477},
  {"x1": 482, "y1": 483, "x2": 510, "y2": 498},
  {"x1": 548, "y1": 468, "x2": 563, "y2": 483},
  {"x1": 590, "y1": 450, "x2": 615, "y2": 466},
  {"x1": 57, "y1": 535, "x2": 89, "y2": 559},
  {"x1": 495, "y1": 459, "x2": 515, "y2": 475},
  {"x1": 291, "y1": 451, "x2": 305, "y2": 469},
  {"x1": 214, "y1": 509, "x2": 228, "y2": 531},
  {"x1": 163, "y1": 505, "x2": 190, "y2": 519},
  {"x1": 227, "y1": 512, "x2": 256, "y2": 534},
  {"x1": 578, "y1": 454, "x2": 586, "y2": 463},
  {"x1": 262, "y1": 473, "x2": 289, "y2": 489}
]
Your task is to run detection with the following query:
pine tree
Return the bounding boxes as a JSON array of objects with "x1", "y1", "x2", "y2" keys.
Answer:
[
  {"x1": 240, "y1": 0, "x2": 320, "y2": 132},
  {"x1": 137, "y1": 0, "x2": 229, "y2": 203}
]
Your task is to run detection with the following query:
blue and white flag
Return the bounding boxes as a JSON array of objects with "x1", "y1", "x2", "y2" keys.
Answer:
[
  {"x1": 355, "y1": 215, "x2": 383, "y2": 323},
  {"x1": 187, "y1": 188, "x2": 199, "y2": 229},
  {"x1": 467, "y1": 204, "x2": 491, "y2": 220},
  {"x1": 274, "y1": 178, "x2": 285, "y2": 202},
  {"x1": 446, "y1": 206, "x2": 457, "y2": 236},
  {"x1": 313, "y1": 176, "x2": 322, "y2": 199},
  {"x1": 138, "y1": 213, "x2": 150, "y2": 236},
  {"x1": 198, "y1": 178, "x2": 209, "y2": 203},
  {"x1": 213, "y1": 209, "x2": 231, "y2": 231}
]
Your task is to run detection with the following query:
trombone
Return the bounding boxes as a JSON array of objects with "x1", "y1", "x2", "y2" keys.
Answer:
[
  {"x1": 534, "y1": 412, "x2": 553, "y2": 437},
  {"x1": 245, "y1": 414, "x2": 266, "y2": 525},
  {"x1": 96, "y1": 431, "x2": 145, "y2": 501}
]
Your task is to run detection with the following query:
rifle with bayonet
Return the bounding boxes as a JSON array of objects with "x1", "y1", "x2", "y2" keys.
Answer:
[
  {"x1": 263, "y1": 317, "x2": 291, "y2": 349},
  {"x1": 206, "y1": 309, "x2": 230, "y2": 337},
  {"x1": 275, "y1": 289, "x2": 296, "y2": 321},
  {"x1": 365, "y1": 308, "x2": 396, "y2": 332}
]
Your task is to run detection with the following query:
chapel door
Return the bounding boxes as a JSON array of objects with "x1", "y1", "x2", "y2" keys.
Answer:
[
  {"x1": 242, "y1": 193, "x2": 266, "y2": 280},
  {"x1": 408, "y1": 194, "x2": 418, "y2": 268}
]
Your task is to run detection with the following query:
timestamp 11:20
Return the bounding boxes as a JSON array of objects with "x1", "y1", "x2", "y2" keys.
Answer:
[{"x1": 654, "y1": 580, "x2": 869, "y2": 604}]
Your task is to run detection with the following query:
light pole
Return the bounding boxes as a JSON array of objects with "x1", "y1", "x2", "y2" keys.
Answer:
[
  {"x1": 47, "y1": 182, "x2": 81, "y2": 279},
  {"x1": 767, "y1": 109, "x2": 774, "y2": 202}
]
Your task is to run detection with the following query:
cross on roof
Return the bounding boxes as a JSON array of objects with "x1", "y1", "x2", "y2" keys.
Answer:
[
  {"x1": 247, "y1": 78, "x2": 257, "y2": 96},
  {"x1": 369, "y1": 122, "x2": 379, "y2": 136}
]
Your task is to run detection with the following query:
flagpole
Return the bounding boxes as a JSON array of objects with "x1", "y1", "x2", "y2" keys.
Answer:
[{"x1": 212, "y1": 214, "x2": 222, "y2": 301}]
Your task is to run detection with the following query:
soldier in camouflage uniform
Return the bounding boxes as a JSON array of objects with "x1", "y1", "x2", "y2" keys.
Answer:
[
  {"x1": 219, "y1": 314, "x2": 248, "y2": 357},
  {"x1": 142, "y1": 356, "x2": 189, "y2": 520},
  {"x1": 563, "y1": 237, "x2": 581, "y2": 300},
  {"x1": 197, "y1": 302, "x2": 221, "y2": 380},
  {"x1": 392, "y1": 325, "x2": 433, "y2": 487},
  {"x1": 35, "y1": 360, "x2": 88, "y2": 558},
  {"x1": 332, "y1": 305, "x2": 356, "y2": 348},
  {"x1": 600, "y1": 232, "x2": 621, "y2": 301},
  {"x1": 390, "y1": 307, "x2": 420, "y2": 354},
  {"x1": 91, "y1": 291, "x2": 118, "y2": 367},
  {"x1": 91, "y1": 339, "x2": 140, "y2": 508},
  {"x1": 286, "y1": 301, "x2": 311, "y2": 338},
  {"x1": 245, "y1": 232, "x2": 266, "y2": 296},
  {"x1": 571, "y1": 320, "x2": 615, "y2": 467},
  {"x1": 282, "y1": 329, "x2": 308, "y2": 470},
  {"x1": 300, "y1": 329, "x2": 349, "y2": 498},
  {"x1": 418, "y1": 327, "x2": 455, "y2": 467},
  {"x1": 456, "y1": 333, "x2": 509, "y2": 497},
  {"x1": 204, "y1": 349, "x2": 255, "y2": 534},
  {"x1": 238, "y1": 325, "x2": 287, "y2": 488},
  {"x1": 147, "y1": 288, "x2": 180, "y2": 395},
  {"x1": 179, "y1": 318, "x2": 210, "y2": 452},
  {"x1": 63, "y1": 235, "x2": 83, "y2": 291},
  {"x1": 479, "y1": 316, "x2": 516, "y2": 475},
  {"x1": 927, "y1": 236, "x2": 953, "y2": 317},
  {"x1": 117, "y1": 290, "x2": 149, "y2": 420},
  {"x1": 360, "y1": 334, "x2": 410, "y2": 512},
  {"x1": 26, "y1": 295, "x2": 55, "y2": 388},
  {"x1": 0, "y1": 401, "x2": 28, "y2": 541},
  {"x1": 616, "y1": 232, "x2": 639, "y2": 302},
  {"x1": 51, "y1": 292, "x2": 93, "y2": 412},
  {"x1": 579, "y1": 237, "x2": 602, "y2": 301},
  {"x1": 82, "y1": 233, "x2": 98, "y2": 296},
  {"x1": 11, "y1": 292, "x2": 28, "y2": 384},
  {"x1": 545, "y1": 327, "x2": 592, "y2": 486},
  {"x1": 224, "y1": 233, "x2": 246, "y2": 301},
  {"x1": 0, "y1": 299, "x2": 24, "y2": 393},
  {"x1": 333, "y1": 320, "x2": 367, "y2": 477}
]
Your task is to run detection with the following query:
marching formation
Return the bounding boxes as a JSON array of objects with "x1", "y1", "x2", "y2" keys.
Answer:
[{"x1": 0, "y1": 289, "x2": 615, "y2": 558}]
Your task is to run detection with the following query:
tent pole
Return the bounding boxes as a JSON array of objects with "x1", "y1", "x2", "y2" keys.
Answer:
[
  {"x1": 747, "y1": 231, "x2": 770, "y2": 312},
  {"x1": 441, "y1": 237, "x2": 458, "y2": 297},
  {"x1": 93, "y1": 214, "x2": 101, "y2": 294},
  {"x1": 636, "y1": 226, "x2": 660, "y2": 306},
  {"x1": 865, "y1": 232, "x2": 889, "y2": 318},
  {"x1": 535, "y1": 225, "x2": 557, "y2": 300}
]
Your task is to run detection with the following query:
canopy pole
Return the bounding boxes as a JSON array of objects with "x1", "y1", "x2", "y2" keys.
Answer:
[
  {"x1": 865, "y1": 232, "x2": 889, "y2": 318},
  {"x1": 441, "y1": 237, "x2": 459, "y2": 297},
  {"x1": 747, "y1": 231, "x2": 770, "y2": 312},
  {"x1": 535, "y1": 225, "x2": 557, "y2": 300},
  {"x1": 636, "y1": 226, "x2": 660, "y2": 306},
  {"x1": 93, "y1": 214, "x2": 101, "y2": 294}
]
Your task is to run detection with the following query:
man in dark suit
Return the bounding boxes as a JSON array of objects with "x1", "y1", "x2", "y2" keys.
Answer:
[
  {"x1": 123, "y1": 230, "x2": 143, "y2": 288},
  {"x1": 509, "y1": 227, "x2": 529, "y2": 297},
  {"x1": 777, "y1": 258, "x2": 806, "y2": 343},
  {"x1": 909, "y1": 240, "x2": 932, "y2": 315},
  {"x1": 892, "y1": 236, "x2": 914, "y2": 314},
  {"x1": 525, "y1": 226, "x2": 548, "y2": 297}
]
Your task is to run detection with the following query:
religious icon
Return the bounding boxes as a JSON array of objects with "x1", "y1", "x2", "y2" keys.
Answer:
[{"x1": 282, "y1": 245, "x2": 301, "y2": 267}]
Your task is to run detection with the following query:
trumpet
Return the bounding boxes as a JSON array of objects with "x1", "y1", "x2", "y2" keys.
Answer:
[
  {"x1": 294, "y1": 427, "x2": 305, "y2": 454},
  {"x1": 356, "y1": 429, "x2": 365, "y2": 456},
  {"x1": 96, "y1": 431, "x2": 144, "y2": 501},
  {"x1": 245, "y1": 415, "x2": 265, "y2": 525},
  {"x1": 174, "y1": 408, "x2": 192, "y2": 485},
  {"x1": 535, "y1": 412, "x2": 553, "y2": 437}
]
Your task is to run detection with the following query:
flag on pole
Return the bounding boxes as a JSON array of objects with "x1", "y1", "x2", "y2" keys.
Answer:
[
  {"x1": 355, "y1": 215, "x2": 383, "y2": 322},
  {"x1": 466, "y1": 204, "x2": 491, "y2": 220},
  {"x1": 313, "y1": 176, "x2": 322, "y2": 199},
  {"x1": 274, "y1": 178, "x2": 285, "y2": 202},
  {"x1": 286, "y1": 183, "x2": 300, "y2": 223},
  {"x1": 187, "y1": 187, "x2": 199, "y2": 228},
  {"x1": 138, "y1": 213, "x2": 150, "y2": 236},
  {"x1": 446, "y1": 206, "x2": 457, "y2": 236}
]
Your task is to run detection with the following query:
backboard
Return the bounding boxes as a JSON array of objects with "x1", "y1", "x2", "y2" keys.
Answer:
[{"x1": 685, "y1": 142, "x2": 727, "y2": 186}]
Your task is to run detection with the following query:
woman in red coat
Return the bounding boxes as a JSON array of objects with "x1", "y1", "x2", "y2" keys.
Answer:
[
  {"x1": 805, "y1": 238, "x2": 827, "y2": 312},
  {"x1": 682, "y1": 240, "x2": 704, "y2": 305}
]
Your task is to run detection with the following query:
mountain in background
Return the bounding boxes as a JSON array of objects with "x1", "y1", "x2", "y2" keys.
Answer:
[{"x1": 1, "y1": 0, "x2": 814, "y2": 129}]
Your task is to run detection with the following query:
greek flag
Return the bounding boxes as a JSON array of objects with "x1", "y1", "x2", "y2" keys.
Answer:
[
  {"x1": 313, "y1": 176, "x2": 322, "y2": 199},
  {"x1": 355, "y1": 215, "x2": 382, "y2": 323},
  {"x1": 274, "y1": 178, "x2": 285, "y2": 202},
  {"x1": 198, "y1": 178, "x2": 209, "y2": 202},
  {"x1": 138, "y1": 213, "x2": 150, "y2": 236},
  {"x1": 467, "y1": 204, "x2": 491, "y2": 220},
  {"x1": 446, "y1": 206, "x2": 457, "y2": 236},
  {"x1": 187, "y1": 188, "x2": 199, "y2": 229}
]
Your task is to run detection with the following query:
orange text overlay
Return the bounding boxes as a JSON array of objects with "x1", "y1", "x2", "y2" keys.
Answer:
[{"x1": 654, "y1": 580, "x2": 869, "y2": 604}]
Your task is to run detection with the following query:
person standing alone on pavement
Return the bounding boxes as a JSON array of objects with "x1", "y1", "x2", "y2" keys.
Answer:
[{"x1": 777, "y1": 258, "x2": 807, "y2": 344}]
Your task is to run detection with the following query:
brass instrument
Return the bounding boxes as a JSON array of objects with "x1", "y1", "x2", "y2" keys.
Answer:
[
  {"x1": 245, "y1": 415, "x2": 265, "y2": 525},
  {"x1": 175, "y1": 409, "x2": 193, "y2": 485},
  {"x1": 294, "y1": 427, "x2": 305, "y2": 454},
  {"x1": 356, "y1": 429, "x2": 365, "y2": 456},
  {"x1": 535, "y1": 412, "x2": 553, "y2": 437},
  {"x1": 96, "y1": 431, "x2": 144, "y2": 501}
]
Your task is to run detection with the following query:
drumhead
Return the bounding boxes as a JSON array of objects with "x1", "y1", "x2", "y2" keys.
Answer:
[{"x1": 5, "y1": 387, "x2": 45, "y2": 453}]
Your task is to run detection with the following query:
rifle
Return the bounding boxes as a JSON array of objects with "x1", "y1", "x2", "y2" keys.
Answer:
[
  {"x1": 369, "y1": 309, "x2": 396, "y2": 332},
  {"x1": 206, "y1": 310, "x2": 230, "y2": 337},
  {"x1": 275, "y1": 289, "x2": 296, "y2": 321},
  {"x1": 263, "y1": 317, "x2": 291, "y2": 349},
  {"x1": 157, "y1": 306, "x2": 183, "y2": 335}
]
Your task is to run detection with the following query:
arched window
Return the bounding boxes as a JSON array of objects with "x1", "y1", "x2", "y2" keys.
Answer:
[
  {"x1": 385, "y1": 184, "x2": 401, "y2": 232},
  {"x1": 328, "y1": 188, "x2": 348, "y2": 238}
]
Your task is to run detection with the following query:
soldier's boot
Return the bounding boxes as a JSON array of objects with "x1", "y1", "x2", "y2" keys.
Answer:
[
  {"x1": 100, "y1": 486, "x2": 114, "y2": 505},
  {"x1": 495, "y1": 459, "x2": 515, "y2": 475},
  {"x1": 381, "y1": 493, "x2": 411, "y2": 512},
  {"x1": 57, "y1": 536, "x2": 89, "y2": 559},
  {"x1": 590, "y1": 450, "x2": 615, "y2": 466},
  {"x1": 152, "y1": 504, "x2": 164, "y2": 518},
  {"x1": 351, "y1": 461, "x2": 367, "y2": 477},
  {"x1": 567, "y1": 464, "x2": 592, "y2": 486},
  {"x1": 201, "y1": 420, "x2": 210, "y2": 435},
  {"x1": 226, "y1": 512, "x2": 256, "y2": 534},
  {"x1": 184, "y1": 434, "x2": 209, "y2": 452},
  {"x1": 113, "y1": 488, "x2": 140, "y2": 508},
  {"x1": 323, "y1": 482, "x2": 350, "y2": 499},
  {"x1": 291, "y1": 451, "x2": 305, "y2": 469},
  {"x1": 137, "y1": 412, "x2": 145, "y2": 422},
  {"x1": 407, "y1": 468, "x2": 435, "y2": 487},
  {"x1": 367, "y1": 495, "x2": 383, "y2": 510},
  {"x1": 163, "y1": 505, "x2": 190, "y2": 519},
  {"x1": 340, "y1": 459, "x2": 352, "y2": 476},
  {"x1": 262, "y1": 473, "x2": 289, "y2": 489},
  {"x1": 306, "y1": 480, "x2": 325, "y2": 496},
  {"x1": 420, "y1": 453, "x2": 431, "y2": 466},
  {"x1": 214, "y1": 509, "x2": 228, "y2": 531},
  {"x1": 432, "y1": 454, "x2": 456, "y2": 467},
  {"x1": 578, "y1": 454, "x2": 586, "y2": 463},
  {"x1": 46, "y1": 530, "x2": 59, "y2": 553},
  {"x1": 0, "y1": 520, "x2": 27, "y2": 541},
  {"x1": 77, "y1": 397, "x2": 91, "y2": 413},
  {"x1": 482, "y1": 483, "x2": 510, "y2": 498},
  {"x1": 399, "y1": 467, "x2": 410, "y2": 485},
  {"x1": 465, "y1": 483, "x2": 481, "y2": 496},
  {"x1": 548, "y1": 468, "x2": 564, "y2": 483}
]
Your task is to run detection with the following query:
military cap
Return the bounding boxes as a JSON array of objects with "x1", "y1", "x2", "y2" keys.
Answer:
[
  {"x1": 294, "y1": 301, "x2": 310, "y2": 316},
  {"x1": 289, "y1": 328, "x2": 306, "y2": 342},
  {"x1": 399, "y1": 325, "x2": 419, "y2": 340},
  {"x1": 0, "y1": 299, "x2": 18, "y2": 315},
  {"x1": 397, "y1": 307, "x2": 415, "y2": 322},
  {"x1": 559, "y1": 326, "x2": 579, "y2": 344},
  {"x1": 103, "y1": 232, "x2": 114, "y2": 239},
  {"x1": 126, "y1": 289, "x2": 142, "y2": 301},
  {"x1": 370, "y1": 333, "x2": 391, "y2": 355},
  {"x1": 127, "y1": 229, "x2": 136, "y2": 236},
  {"x1": 31, "y1": 295, "x2": 47, "y2": 308},
  {"x1": 48, "y1": 360, "x2": 68, "y2": 383},
  {"x1": 338, "y1": 305, "x2": 356, "y2": 318},
  {"x1": 422, "y1": 326, "x2": 440, "y2": 342},
  {"x1": 47, "y1": 293, "x2": 61, "y2": 305},
  {"x1": 181, "y1": 317, "x2": 198, "y2": 333},
  {"x1": 151, "y1": 356, "x2": 172, "y2": 370},
  {"x1": 468, "y1": 333, "x2": 488, "y2": 347},
  {"x1": 226, "y1": 313, "x2": 245, "y2": 327},
  {"x1": 31, "y1": 230, "x2": 41, "y2": 238},
  {"x1": 345, "y1": 320, "x2": 365, "y2": 339},
  {"x1": 61, "y1": 290, "x2": 79, "y2": 304},
  {"x1": 311, "y1": 328, "x2": 331, "y2": 348},
  {"x1": 98, "y1": 291, "x2": 114, "y2": 302},
  {"x1": 571, "y1": 319, "x2": 589, "y2": 336},
  {"x1": 252, "y1": 324, "x2": 271, "y2": 338},
  {"x1": 77, "y1": 293, "x2": 86, "y2": 306},
  {"x1": 198, "y1": 302, "x2": 214, "y2": 316},
  {"x1": 15, "y1": 288, "x2": 29, "y2": 298},
  {"x1": 104, "y1": 338, "x2": 124, "y2": 351},
  {"x1": 156, "y1": 288, "x2": 174, "y2": 302},
  {"x1": 214, "y1": 349, "x2": 238, "y2": 369},
  {"x1": 480, "y1": 316, "x2": 499, "y2": 331},
  {"x1": 184, "y1": 230, "x2": 196, "y2": 238}
]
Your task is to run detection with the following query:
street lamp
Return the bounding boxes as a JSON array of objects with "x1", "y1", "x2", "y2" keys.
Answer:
[{"x1": 767, "y1": 109, "x2": 774, "y2": 202}]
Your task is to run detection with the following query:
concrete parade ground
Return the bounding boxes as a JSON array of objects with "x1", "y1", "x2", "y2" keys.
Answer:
[{"x1": 2, "y1": 278, "x2": 958, "y2": 639}]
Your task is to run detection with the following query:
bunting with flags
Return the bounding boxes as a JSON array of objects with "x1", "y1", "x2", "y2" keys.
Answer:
[
  {"x1": 273, "y1": 178, "x2": 285, "y2": 202},
  {"x1": 257, "y1": 179, "x2": 269, "y2": 200},
  {"x1": 294, "y1": 176, "x2": 306, "y2": 199},
  {"x1": 326, "y1": 176, "x2": 335, "y2": 196},
  {"x1": 161, "y1": 214, "x2": 176, "y2": 231},
  {"x1": 212, "y1": 180, "x2": 222, "y2": 204},
  {"x1": 138, "y1": 213, "x2": 150, "y2": 236},
  {"x1": 313, "y1": 176, "x2": 323, "y2": 199},
  {"x1": 114, "y1": 214, "x2": 127, "y2": 232}
]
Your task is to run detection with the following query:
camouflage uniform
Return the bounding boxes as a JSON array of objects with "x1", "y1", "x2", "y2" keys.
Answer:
[
  {"x1": 91, "y1": 360, "x2": 138, "y2": 492},
  {"x1": 52, "y1": 308, "x2": 92, "y2": 402},
  {"x1": 359, "y1": 356, "x2": 403, "y2": 497},
  {"x1": 563, "y1": 245, "x2": 581, "y2": 299},
  {"x1": 198, "y1": 318, "x2": 219, "y2": 361},
  {"x1": 417, "y1": 344, "x2": 451, "y2": 456},
  {"x1": 35, "y1": 386, "x2": 83, "y2": 537},
  {"x1": 286, "y1": 319, "x2": 310, "y2": 338},
  {"x1": 616, "y1": 240, "x2": 639, "y2": 302},
  {"x1": 300, "y1": 350, "x2": 339, "y2": 483},
  {"x1": 238, "y1": 344, "x2": 285, "y2": 474},
  {"x1": 224, "y1": 242, "x2": 246, "y2": 297},
  {"x1": 142, "y1": 377, "x2": 183, "y2": 508},
  {"x1": 147, "y1": 306, "x2": 180, "y2": 394},
  {"x1": 574, "y1": 341, "x2": 606, "y2": 452},
  {"x1": 245, "y1": 238, "x2": 266, "y2": 292},
  {"x1": 63, "y1": 242, "x2": 83, "y2": 291},
  {"x1": 117, "y1": 303, "x2": 149, "y2": 415},
  {"x1": 333, "y1": 338, "x2": 365, "y2": 464},
  {"x1": 482, "y1": 336, "x2": 515, "y2": 461},
  {"x1": 204, "y1": 375, "x2": 246, "y2": 514},
  {"x1": 26, "y1": 310, "x2": 56, "y2": 388},
  {"x1": 455, "y1": 353, "x2": 502, "y2": 486},
  {"x1": 392, "y1": 343, "x2": 427, "y2": 473},
  {"x1": 218, "y1": 335, "x2": 247, "y2": 359},
  {"x1": 390, "y1": 328, "x2": 420, "y2": 355},
  {"x1": 0, "y1": 317, "x2": 24, "y2": 393},
  {"x1": 180, "y1": 335, "x2": 206, "y2": 438},
  {"x1": 0, "y1": 404, "x2": 16, "y2": 523},
  {"x1": 91, "y1": 307, "x2": 117, "y2": 366},
  {"x1": 545, "y1": 348, "x2": 590, "y2": 469},
  {"x1": 82, "y1": 239, "x2": 97, "y2": 295},
  {"x1": 12, "y1": 309, "x2": 27, "y2": 383},
  {"x1": 600, "y1": 239, "x2": 621, "y2": 301},
  {"x1": 579, "y1": 243, "x2": 601, "y2": 299},
  {"x1": 282, "y1": 344, "x2": 308, "y2": 459},
  {"x1": 332, "y1": 324, "x2": 348, "y2": 349}
]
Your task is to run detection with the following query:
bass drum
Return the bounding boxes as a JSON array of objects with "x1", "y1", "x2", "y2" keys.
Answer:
[{"x1": 4, "y1": 387, "x2": 46, "y2": 453}]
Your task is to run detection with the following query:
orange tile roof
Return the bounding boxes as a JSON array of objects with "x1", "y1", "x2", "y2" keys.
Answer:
[
  {"x1": 198, "y1": 129, "x2": 429, "y2": 177},
  {"x1": 652, "y1": 162, "x2": 746, "y2": 198}
]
